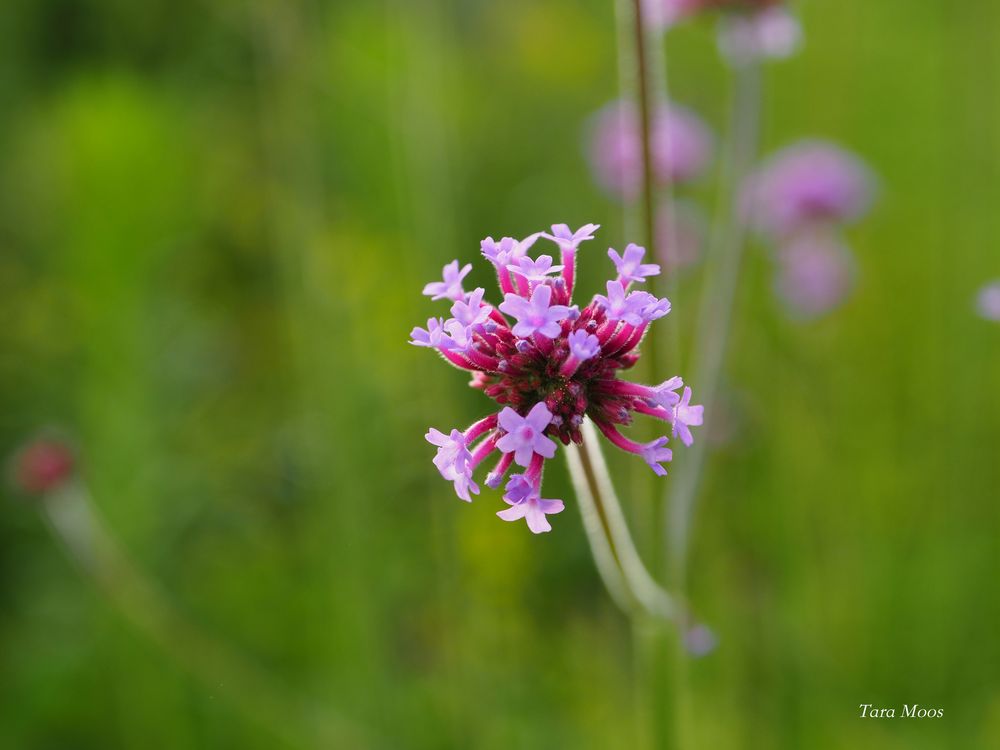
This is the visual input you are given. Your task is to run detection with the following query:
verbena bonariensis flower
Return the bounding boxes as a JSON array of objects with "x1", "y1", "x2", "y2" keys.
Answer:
[
  {"x1": 977, "y1": 281, "x2": 1000, "y2": 322},
  {"x1": 412, "y1": 225, "x2": 702, "y2": 534},
  {"x1": 773, "y1": 233, "x2": 856, "y2": 319},
  {"x1": 587, "y1": 100, "x2": 713, "y2": 202},
  {"x1": 744, "y1": 140, "x2": 876, "y2": 240}
]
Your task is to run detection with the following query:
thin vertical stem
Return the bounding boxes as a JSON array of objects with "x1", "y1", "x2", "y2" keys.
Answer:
[
  {"x1": 631, "y1": 0, "x2": 658, "y2": 263},
  {"x1": 667, "y1": 62, "x2": 762, "y2": 578}
]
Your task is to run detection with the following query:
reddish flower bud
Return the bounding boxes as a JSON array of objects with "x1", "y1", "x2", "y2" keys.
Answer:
[{"x1": 10, "y1": 437, "x2": 76, "y2": 495}]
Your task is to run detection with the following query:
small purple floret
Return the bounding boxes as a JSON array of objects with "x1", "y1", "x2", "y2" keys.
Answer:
[
  {"x1": 498, "y1": 284, "x2": 573, "y2": 339},
  {"x1": 568, "y1": 330, "x2": 601, "y2": 361},
  {"x1": 496, "y1": 403, "x2": 558, "y2": 467},
  {"x1": 511, "y1": 254, "x2": 564, "y2": 281},
  {"x1": 640, "y1": 437, "x2": 673, "y2": 476},
  {"x1": 423, "y1": 260, "x2": 472, "y2": 302},
  {"x1": 609, "y1": 243, "x2": 661, "y2": 284},
  {"x1": 672, "y1": 387, "x2": 704, "y2": 447},
  {"x1": 410, "y1": 318, "x2": 457, "y2": 350},
  {"x1": 543, "y1": 223, "x2": 600, "y2": 251},
  {"x1": 450, "y1": 287, "x2": 490, "y2": 327}
]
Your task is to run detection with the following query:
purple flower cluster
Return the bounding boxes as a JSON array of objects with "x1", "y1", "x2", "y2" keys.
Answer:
[
  {"x1": 744, "y1": 140, "x2": 876, "y2": 318},
  {"x1": 587, "y1": 100, "x2": 713, "y2": 202},
  {"x1": 412, "y1": 225, "x2": 702, "y2": 533}
]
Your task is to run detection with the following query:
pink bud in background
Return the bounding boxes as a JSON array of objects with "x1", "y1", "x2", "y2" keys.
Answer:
[
  {"x1": 745, "y1": 140, "x2": 876, "y2": 240},
  {"x1": 717, "y1": 6, "x2": 802, "y2": 65},
  {"x1": 683, "y1": 622, "x2": 718, "y2": 657},
  {"x1": 656, "y1": 199, "x2": 707, "y2": 271},
  {"x1": 976, "y1": 281, "x2": 1000, "y2": 322},
  {"x1": 643, "y1": 0, "x2": 702, "y2": 32},
  {"x1": 653, "y1": 103, "x2": 715, "y2": 185},
  {"x1": 9, "y1": 436, "x2": 76, "y2": 495},
  {"x1": 586, "y1": 101, "x2": 713, "y2": 202},
  {"x1": 773, "y1": 233, "x2": 856, "y2": 319}
]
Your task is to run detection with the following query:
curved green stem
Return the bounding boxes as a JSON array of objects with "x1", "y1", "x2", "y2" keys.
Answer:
[{"x1": 566, "y1": 419, "x2": 679, "y2": 621}]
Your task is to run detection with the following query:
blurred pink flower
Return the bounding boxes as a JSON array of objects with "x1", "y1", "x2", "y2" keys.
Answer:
[
  {"x1": 745, "y1": 140, "x2": 876, "y2": 240},
  {"x1": 717, "y1": 6, "x2": 801, "y2": 65},
  {"x1": 976, "y1": 281, "x2": 1000, "y2": 322},
  {"x1": 586, "y1": 101, "x2": 713, "y2": 201},
  {"x1": 773, "y1": 233, "x2": 856, "y2": 319},
  {"x1": 643, "y1": 0, "x2": 702, "y2": 31},
  {"x1": 645, "y1": 0, "x2": 785, "y2": 32},
  {"x1": 9, "y1": 436, "x2": 75, "y2": 495}
]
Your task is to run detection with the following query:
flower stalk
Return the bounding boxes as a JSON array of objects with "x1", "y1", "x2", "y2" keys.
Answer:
[
  {"x1": 668, "y1": 61, "x2": 762, "y2": 577},
  {"x1": 566, "y1": 418, "x2": 678, "y2": 620}
]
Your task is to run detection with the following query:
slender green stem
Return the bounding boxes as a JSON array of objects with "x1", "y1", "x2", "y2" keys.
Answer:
[
  {"x1": 667, "y1": 62, "x2": 762, "y2": 579},
  {"x1": 631, "y1": 0, "x2": 657, "y2": 262},
  {"x1": 566, "y1": 419, "x2": 680, "y2": 621},
  {"x1": 40, "y1": 483, "x2": 370, "y2": 748}
]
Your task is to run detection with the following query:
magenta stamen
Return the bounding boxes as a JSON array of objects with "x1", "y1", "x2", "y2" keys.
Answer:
[
  {"x1": 440, "y1": 349, "x2": 478, "y2": 370},
  {"x1": 633, "y1": 402, "x2": 673, "y2": 422},
  {"x1": 466, "y1": 348, "x2": 500, "y2": 371},
  {"x1": 593, "y1": 419, "x2": 644, "y2": 454},
  {"x1": 496, "y1": 267, "x2": 515, "y2": 295},
  {"x1": 465, "y1": 414, "x2": 499, "y2": 442},
  {"x1": 561, "y1": 248, "x2": 576, "y2": 299},
  {"x1": 533, "y1": 333, "x2": 554, "y2": 355},
  {"x1": 603, "y1": 323, "x2": 635, "y2": 353},
  {"x1": 559, "y1": 354, "x2": 581, "y2": 378},
  {"x1": 469, "y1": 433, "x2": 500, "y2": 470}
]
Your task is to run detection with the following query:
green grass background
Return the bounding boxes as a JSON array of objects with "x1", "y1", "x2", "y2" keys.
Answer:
[{"x1": 1, "y1": 0, "x2": 998, "y2": 747}]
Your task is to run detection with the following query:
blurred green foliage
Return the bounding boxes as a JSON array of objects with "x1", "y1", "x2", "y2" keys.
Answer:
[{"x1": 1, "y1": 0, "x2": 998, "y2": 748}]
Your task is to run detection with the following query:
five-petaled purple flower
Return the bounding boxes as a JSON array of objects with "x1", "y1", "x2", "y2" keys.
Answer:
[
  {"x1": 499, "y1": 284, "x2": 574, "y2": 339},
  {"x1": 609, "y1": 243, "x2": 661, "y2": 286},
  {"x1": 423, "y1": 260, "x2": 472, "y2": 302},
  {"x1": 415, "y1": 224, "x2": 701, "y2": 533}
]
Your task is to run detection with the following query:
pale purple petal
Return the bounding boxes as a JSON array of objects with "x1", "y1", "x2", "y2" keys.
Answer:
[
  {"x1": 976, "y1": 281, "x2": 1000, "y2": 322},
  {"x1": 672, "y1": 387, "x2": 704, "y2": 447},
  {"x1": 542, "y1": 223, "x2": 601, "y2": 251},
  {"x1": 640, "y1": 437, "x2": 673, "y2": 476},
  {"x1": 609, "y1": 243, "x2": 661, "y2": 284},
  {"x1": 423, "y1": 260, "x2": 472, "y2": 301},
  {"x1": 567, "y1": 330, "x2": 601, "y2": 361},
  {"x1": 496, "y1": 504, "x2": 528, "y2": 522},
  {"x1": 450, "y1": 287, "x2": 490, "y2": 327},
  {"x1": 410, "y1": 318, "x2": 457, "y2": 350}
]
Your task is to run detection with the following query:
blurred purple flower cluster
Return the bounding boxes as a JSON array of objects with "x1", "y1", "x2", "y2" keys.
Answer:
[
  {"x1": 744, "y1": 140, "x2": 876, "y2": 318},
  {"x1": 587, "y1": 100, "x2": 713, "y2": 272},
  {"x1": 645, "y1": 0, "x2": 800, "y2": 64}
]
